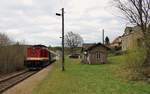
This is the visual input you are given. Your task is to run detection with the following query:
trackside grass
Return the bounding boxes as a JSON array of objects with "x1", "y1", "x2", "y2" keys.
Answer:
[{"x1": 33, "y1": 56, "x2": 150, "y2": 94}]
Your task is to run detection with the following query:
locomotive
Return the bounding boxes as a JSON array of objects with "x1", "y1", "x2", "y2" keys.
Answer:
[{"x1": 24, "y1": 45, "x2": 56, "y2": 69}]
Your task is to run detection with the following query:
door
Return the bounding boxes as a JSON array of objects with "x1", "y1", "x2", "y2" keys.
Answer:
[{"x1": 100, "y1": 53, "x2": 105, "y2": 64}]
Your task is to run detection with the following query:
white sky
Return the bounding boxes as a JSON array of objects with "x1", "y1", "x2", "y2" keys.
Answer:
[{"x1": 0, "y1": 0, "x2": 127, "y2": 46}]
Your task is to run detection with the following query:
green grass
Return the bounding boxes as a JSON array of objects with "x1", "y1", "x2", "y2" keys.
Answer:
[{"x1": 33, "y1": 56, "x2": 150, "y2": 94}]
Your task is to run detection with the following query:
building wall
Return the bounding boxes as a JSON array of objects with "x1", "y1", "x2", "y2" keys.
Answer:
[
  {"x1": 110, "y1": 37, "x2": 122, "y2": 47},
  {"x1": 82, "y1": 46, "x2": 107, "y2": 64},
  {"x1": 122, "y1": 27, "x2": 143, "y2": 51}
]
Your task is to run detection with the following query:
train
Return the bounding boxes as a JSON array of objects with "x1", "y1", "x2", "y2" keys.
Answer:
[{"x1": 24, "y1": 45, "x2": 56, "y2": 69}]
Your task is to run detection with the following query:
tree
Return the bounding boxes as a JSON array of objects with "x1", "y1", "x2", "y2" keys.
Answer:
[
  {"x1": 0, "y1": 33, "x2": 12, "y2": 46},
  {"x1": 113, "y1": 0, "x2": 150, "y2": 76},
  {"x1": 105, "y1": 36, "x2": 110, "y2": 45},
  {"x1": 113, "y1": 0, "x2": 150, "y2": 33},
  {"x1": 65, "y1": 31, "x2": 83, "y2": 53}
]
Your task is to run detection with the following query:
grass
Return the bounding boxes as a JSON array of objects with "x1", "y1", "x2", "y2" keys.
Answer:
[{"x1": 33, "y1": 56, "x2": 150, "y2": 94}]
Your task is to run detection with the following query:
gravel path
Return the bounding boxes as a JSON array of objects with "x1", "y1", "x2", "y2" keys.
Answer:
[{"x1": 3, "y1": 65, "x2": 52, "y2": 94}]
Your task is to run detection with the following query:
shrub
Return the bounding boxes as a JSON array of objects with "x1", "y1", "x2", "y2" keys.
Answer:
[
  {"x1": 0, "y1": 45, "x2": 26, "y2": 74},
  {"x1": 119, "y1": 48, "x2": 146, "y2": 80}
]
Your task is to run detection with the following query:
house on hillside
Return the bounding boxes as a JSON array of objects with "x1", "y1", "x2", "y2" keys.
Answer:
[
  {"x1": 122, "y1": 26, "x2": 144, "y2": 51},
  {"x1": 110, "y1": 36, "x2": 122, "y2": 50},
  {"x1": 81, "y1": 43, "x2": 109, "y2": 64}
]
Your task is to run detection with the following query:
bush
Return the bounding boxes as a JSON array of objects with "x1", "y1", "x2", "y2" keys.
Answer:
[
  {"x1": 118, "y1": 48, "x2": 146, "y2": 80},
  {"x1": 0, "y1": 45, "x2": 26, "y2": 74}
]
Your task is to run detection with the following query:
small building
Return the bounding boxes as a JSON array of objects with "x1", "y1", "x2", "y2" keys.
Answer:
[
  {"x1": 110, "y1": 36, "x2": 122, "y2": 50},
  {"x1": 122, "y1": 26, "x2": 144, "y2": 51},
  {"x1": 81, "y1": 43, "x2": 109, "y2": 64}
]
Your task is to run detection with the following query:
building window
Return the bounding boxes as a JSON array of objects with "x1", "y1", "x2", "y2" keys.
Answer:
[
  {"x1": 137, "y1": 38, "x2": 142, "y2": 47},
  {"x1": 129, "y1": 29, "x2": 132, "y2": 33},
  {"x1": 96, "y1": 52, "x2": 101, "y2": 59}
]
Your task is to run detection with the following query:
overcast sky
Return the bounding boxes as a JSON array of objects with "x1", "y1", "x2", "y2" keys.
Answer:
[{"x1": 0, "y1": 0, "x2": 127, "y2": 46}]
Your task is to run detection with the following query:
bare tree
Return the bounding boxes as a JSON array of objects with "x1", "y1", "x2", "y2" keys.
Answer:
[
  {"x1": 113, "y1": 0, "x2": 150, "y2": 76},
  {"x1": 0, "y1": 33, "x2": 12, "y2": 46},
  {"x1": 65, "y1": 31, "x2": 83, "y2": 53},
  {"x1": 113, "y1": 0, "x2": 150, "y2": 33}
]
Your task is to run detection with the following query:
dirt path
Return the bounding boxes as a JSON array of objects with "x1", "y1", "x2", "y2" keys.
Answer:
[{"x1": 3, "y1": 65, "x2": 52, "y2": 94}]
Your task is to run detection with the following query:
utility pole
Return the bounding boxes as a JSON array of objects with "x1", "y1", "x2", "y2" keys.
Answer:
[
  {"x1": 102, "y1": 29, "x2": 105, "y2": 44},
  {"x1": 56, "y1": 8, "x2": 65, "y2": 71},
  {"x1": 62, "y1": 8, "x2": 65, "y2": 71}
]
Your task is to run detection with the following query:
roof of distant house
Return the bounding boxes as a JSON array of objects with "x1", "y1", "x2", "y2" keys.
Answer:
[
  {"x1": 111, "y1": 36, "x2": 122, "y2": 44},
  {"x1": 122, "y1": 26, "x2": 142, "y2": 37}
]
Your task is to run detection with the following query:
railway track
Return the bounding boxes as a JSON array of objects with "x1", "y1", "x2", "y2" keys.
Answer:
[
  {"x1": 0, "y1": 70, "x2": 38, "y2": 93},
  {"x1": 0, "y1": 70, "x2": 28, "y2": 82}
]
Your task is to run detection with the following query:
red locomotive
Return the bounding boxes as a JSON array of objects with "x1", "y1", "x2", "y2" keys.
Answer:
[{"x1": 24, "y1": 45, "x2": 55, "y2": 69}]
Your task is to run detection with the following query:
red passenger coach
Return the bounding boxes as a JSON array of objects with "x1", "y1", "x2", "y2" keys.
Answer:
[{"x1": 24, "y1": 45, "x2": 52, "y2": 69}]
